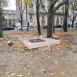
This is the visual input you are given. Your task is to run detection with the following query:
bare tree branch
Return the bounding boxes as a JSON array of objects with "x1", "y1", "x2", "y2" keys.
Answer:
[
  {"x1": 40, "y1": 0, "x2": 47, "y2": 13},
  {"x1": 54, "y1": 0, "x2": 68, "y2": 12}
]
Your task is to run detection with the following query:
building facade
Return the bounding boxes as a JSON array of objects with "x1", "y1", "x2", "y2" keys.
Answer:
[
  {"x1": 16, "y1": 0, "x2": 68, "y2": 27},
  {"x1": 2, "y1": 10, "x2": 18, "y2": 26},
  {"x1": 68, "y1": 0, "x2": 77, "y2": 25}
]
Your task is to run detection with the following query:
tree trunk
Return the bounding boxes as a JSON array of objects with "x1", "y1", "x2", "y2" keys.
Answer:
[
  {"x1": 47, "y1": 6, "x2": 53, "y2": 38},
  {"x1": 26, "y1": 4, "x2": 29, "y2": 32},
  {"x1": 71, "y1": 20, "x2": 74, "y2": 28},
  {"x1": 63, "y1": 16, "x2": 67, "y2": 32},
  {"x1": 20, "y1": 14, "x2": 23, "y2": 31},
  {"x1": 36, "y1": 0, "x2": 41, "y2": 35},
  {"x1": 20, "y1": 1, "x2": 23, "y2": 31},
  {"x1": 3, "y1": 20, "x2": 4, "y2": 26},
  {"x1": 71, "y1": 10, "x2": 76, "y2": 28},
  {"x1": 71, "y1": 9, "x2": 74, "y2": 28},
  {"x1": 0, "y1": 3, "x2": 3, "y2": 37},
  {"x1": 63, "y1": 1, "x2": 69, "y2": 32}
]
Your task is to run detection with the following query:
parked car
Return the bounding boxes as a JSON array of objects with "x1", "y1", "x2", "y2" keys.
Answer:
[
  {"x1": 55, "y1": 25, "x2": 62, "y2": 28},
  {"x1": 73, "y1": 24, "x2": 77, "y2": 27},
  {"x1": 17, "y1": 25, "x2": 27, "y2": 30},
  {"x1": 2, "y1": 26, "x2": 14, "y2": 30},
  {"x1": 43, "y1": 25, "x2": 47, "y2": 29},
  {"x1": 68, "y1": 24, "x2": 71, "y2": 27}
]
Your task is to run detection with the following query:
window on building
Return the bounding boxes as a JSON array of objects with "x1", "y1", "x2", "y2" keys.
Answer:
[
  {"x1": 5, "y1": 23, "x2": 7, "y2": 25},
  {"x1": 42, "y1": 15, "x2": 44, "y2": 19},
  {"x1": 13, "y1": 15, "x2": 15, "y2": 19},
  {"x1": 9, "y1": 15, "x2": 11, "y2": 20},
  {"x1": 30, "y1": 7, "x2": 33, "y2": 12},
  {"x1": 57, "y1": 17, "x2": 59, "y2": 20},
  {"x1": 61, "y1": 17, "x2": 63, "y2": 20},
  {"x1": 30, "y1": 14, "x2": 32, "y2": 19}
]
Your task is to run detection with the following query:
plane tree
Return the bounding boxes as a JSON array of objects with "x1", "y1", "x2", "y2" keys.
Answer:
[
  {"x1": 70, "y1": 0, "x2": 77, "y2": 28},
  {"x1": 31, "y1": 0, "x2": 68, "y2": 37},
  {"x1": 36, "y1": 0, "x2": 41, "y2": 35},
  {"x1": 16, "y1": 0, "x2": 26, "y2": 31},
  {"x1": 16, "y1": 0, "x2": 69, "y2": 37},
  {"x1": 47, "y1": 0, "x2": 68, "y2": 38},
  {"x1": 16, "y1": 0, "x2": 32, "y2": 31},
  {"x1": 0, "y1": 0, "x2": 9, "y2": 37},
  {"x1": 63, "y1": 0, "x2": 69, "y2": 32}
]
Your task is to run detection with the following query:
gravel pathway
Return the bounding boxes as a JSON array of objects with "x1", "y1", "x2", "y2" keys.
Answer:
[{"x1": 0, "y1": 30, "x2": 77, "y2": 77}]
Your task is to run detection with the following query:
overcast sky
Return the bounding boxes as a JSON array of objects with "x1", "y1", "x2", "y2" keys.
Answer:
[{"x1": 4, "y1": 0, "x2": 16, "y2": 10}]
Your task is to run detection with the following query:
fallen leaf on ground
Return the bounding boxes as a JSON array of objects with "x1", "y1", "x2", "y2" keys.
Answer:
[
  {"x1": 10, "y1": 41, "x2": 27, "y2": 51},
  {"x1": 61, "y1": 72, "x2": 64, "y2": 75},
  {"x1": 17, "y1": 75, "x2": 23, "y2": 77},
  {"x1": 39, "y1": 37, "x2": 70, "y2": 51}
]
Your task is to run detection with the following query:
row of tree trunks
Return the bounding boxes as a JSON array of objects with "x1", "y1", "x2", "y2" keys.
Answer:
[{"x1": 47, "y1": 0, "x2": 68, "y2": 38}]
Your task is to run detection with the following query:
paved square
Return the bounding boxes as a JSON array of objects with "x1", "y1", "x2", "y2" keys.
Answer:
[{"x1": 19, "y1": 36, "x2": 60, "y2": 49}]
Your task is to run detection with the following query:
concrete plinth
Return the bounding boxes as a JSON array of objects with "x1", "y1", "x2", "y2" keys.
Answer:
[{"x1": 19, "y1": 36, "x2": 60, "y2": 49}]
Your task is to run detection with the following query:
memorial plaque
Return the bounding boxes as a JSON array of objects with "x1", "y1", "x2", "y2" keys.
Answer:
[{"x1": 29, "y1": 39, "x2": 45, "y2": 43}]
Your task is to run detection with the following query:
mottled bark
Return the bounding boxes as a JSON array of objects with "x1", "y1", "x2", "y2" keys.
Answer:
[
  {"x1": 26, "y1": 4, "x2": 29, "y2": 32},
  {"x1": 47, "y1": 6, "x2": 53, "y2": 38},
  {"x1": 36, "y1": 0, "x2": 41, "y2": 35},
  {"x1": 71, "y1": 20, "x2": 74, "y2": 28},
  {"x1": 47, "y1": 0, "x2": 68, "y2": 38},
  {"x1": 63, "y1": 1, "x2": 69, "y2": 32},
  {"x1": 20, "y1": 14, "x2": 23, "y2": 31}
]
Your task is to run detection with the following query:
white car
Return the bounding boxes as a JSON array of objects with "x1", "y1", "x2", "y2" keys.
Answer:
[{"x1": 17, "y1": 25, "x2": 27, "y2": 30}]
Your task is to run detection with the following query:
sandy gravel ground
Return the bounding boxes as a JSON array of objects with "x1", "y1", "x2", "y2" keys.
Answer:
[{"x1": 0, "y1": 30, "x2": 77, "y2": 77}]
